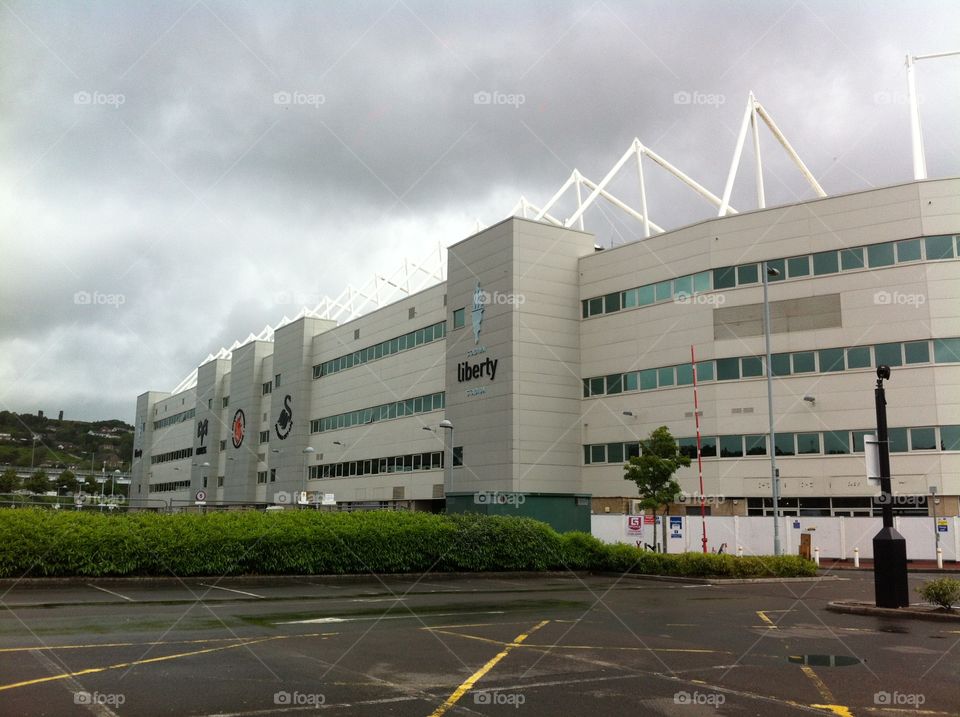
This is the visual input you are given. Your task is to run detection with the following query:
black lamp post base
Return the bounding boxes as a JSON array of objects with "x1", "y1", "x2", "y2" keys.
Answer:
[{"x1": 873, "y1": 526, "x2": 909, "y2": 608}]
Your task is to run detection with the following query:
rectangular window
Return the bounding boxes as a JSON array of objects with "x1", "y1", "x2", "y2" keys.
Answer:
[
  {"x1": 888, "y1": 427, "x2": 908, "y2": 453},
  {"x1": 604, "y1": 292, "x2": 621, "y2": 313},
  {"x1": 622, "y1": 288, "x2": 638, "y2": 309},
  {"x1": 678, "y1": 437, "x2": 698, "y2": 459},
  {"x1": 867, "y1": 242, "x2": 895, "y2": 268},
  {"x1": 275, "y1": 374, "x2": 281, "y2": 387},
  {"x1": 719, "y1": 435, "x2": 743, "y2": 458},
  {"x1": 852, "y1": 431, "x2": 873, "y2": 453},
  {"x1": 771, "y1": 353, "x2": 791, "y2": 376},
  {"x1": 695, "y1": 361, "x2": 714, "y2": 381},
  {"x1": 607, "y1": 443, "x2": 624, "y2": 463},
  {"x1": 737, "y1": 263, "x2": 759, "y2": 285},
  {"x1": 657, "y1": 366, "x2": 675, "y2": 387},
  {"x1": 812, "y1": 250, "x2": 839, "y2": 275},
  {"x1": 819, "y1": 348, "x2": 844, "y2": 373},
  {"x1": 699, "y1": 436, "x2": 717, "y2": 457},
  {"x1": 589, "y1": 377, "x2": 604, "y2": 396},
  {"x1": 745, "y1": 434, "x2": 767, "y2": 455},
  {"x1": 673, "y1": 275, "x2": 693, "y2": 298},
  {"x1": 606, "y1": 374, "x2": 623, "y2": 394},
  {"x1": 262, "y1": 381, "x2": 272, "y2": 395},
  {"x1": 259, "y1": 431, "x2": 269, "y2": 444},
  {"x1": 676, "y1": 363, "x2": 694, "y2": 385},
  {"x1": 904, "y1": 341, "x2": 930, "y2": 364},
  {"x1": 787, "y1": 255, "x2": 810, "y2": 278},
  {"x1": 774, "y1": 433, "x2": 795, "y2": 456},
  {"x1": 581, "y1": 300, "x2": 589, "y2": 318},
  {"x1": 941, "y1": 425, "x2": 960, "y2": 451},
  {"x1": 910, "y1": 427, "x2": 936, "y2": 451},
  {"x1": 222, "y1": 397, "x2": 229, "y2": 408},
  {"x1": 713, "y1": 267, "x2": 736, "y2": 290},
  {"x1": 654, "y1": 280, "x2": 672, "y2": 301},
  {"x1": 590, "y1": 445, "x2": 606, "y2": 463},
  {"x1": 933, "y1": 338, "x2": 960, "y2": 363},
  {"x1": 583, "y1": 446, "x2": 591, "y2": 464},
  {"x1": 766, "y1": 258, "x2": 786, "y2": 281},
  {"x1": 797, "y1": 433, "x2": 820, "y2": 454},
  {"x1": 639, "y1": 369, "x2": 657, "y2": 390},
  {"x1": 453, "y1": 308, "x2": 465, "y2": 328},
  {"x1": 741, "y1": 356, "x2": 763, "y2": 377},
  {"x1": 846, "y1": 346, "x2": 872, "y2": 369},
  {"x1": 792, "y1": 351, "x2": 816, "y2": 373},
  {"x1": 823, "y1": 431, "x2": 850, "y2": 454},
  {"x1": 638, "y1": 285, "x2": 655, "y2": 306},
  {"x1": 896, "y1": 238, "x2": 922, "y2": 263},
  {"x1": 716, "y1": 358, "x2": 740, "y2": 381},
  {"x1": 840, "y1": 247, "x2": 864, "y2": 270},
  {"x1": 924, "y1": 234, "x2": 955, "y2": 260},
  {"x1": 589, "y1": 297, "x2": 603, "y2": 316},
  {"x1": 693, "y1": 271, "x2": 711, "y2": 293},
  {"x1": 874, "y1": 342, "x2": 903, "y2": 367},
  {"x1": 623, "y1": 372, "x2": 638, "y2": 391}
]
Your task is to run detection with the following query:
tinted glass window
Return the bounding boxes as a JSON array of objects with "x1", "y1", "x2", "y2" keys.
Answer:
[
  {"x1": 741, "y1": 356, "x2": 763, "y2": 377},
  {"x1": 867, "y1": 242, "x2": 895, "y2": 268},
  {"x1": 840, "y1": 247, "x2": 864, "y2": 270},
  {"x1": 590, "y1": 377, "x2": 604, "y2": 396},
  {"x1": 654, "y1": 281, "x2": 672, "y2": 301},
  {"x1": 720, "y1": 435, "x2": 743, "y2": 457},
  {"x1": 874, "y1": 342, "x2": 903, "y2": 367},
  {"x1": 676, "y1": 363, "x2": 694, "y2": 385},
  {"x1": 745, "y1": 435, "x2": 766, "y2": 455},
  {"x1": 925, "y1": 234, "x2": 955, "y2": 260},
  {"x1": 787, "y1": 256, "x2": 810, "y2": 278},
  {"x1": 896, "y1": 238, "x2": 921, "y2": 262},
  {"x1": 846, "y1": 346, "x2": 871, "y2": 369},
  {"x1": 590, "y1": 445, "x2": 606, "y2": 463},
  {"x1": 910, "y1": 427, "x2": 936, "y2": 451},
  {"x1": 774, "y1": 433, "x2": 795, "y2": 456},
  {"x1": 622, "y1": 289, "x2": 638, "y2": 308},
  {"x1": 904, "y1": 341, "x2": 929, "y2": 364},
  {"x1": 604, "y1": 292, "x2": 621, "y2": 312},
  {"x1": 716, "y1": 358, "x2": 740, "y2": 381},
  {"x1": 696, "y1": 361, "x2": 714, "y2": 381},
  {"x1": 812, "y1": 250, "x2": 839, "y2": 275},
  {"x1": 674, "y1": 275, "x2": 693, "y2": 297},
  {"x1": 888, "y1": 427, "x2": 908, "y2": 453},
  {"x1": 823, "y1": 431, "x2": 849, "y2": 454},
  {"x1": 606, "y1": 374, "x2": 623, "y2": 394},
  {"x1": 693, "y1": 271, "x2": 711, "y2": 293},
  {"x1": 792, "y1": 351, "x2": 816, "y2": 373},
  {"x1": 639, "y1": 369, "x2": 657, "y2": 390},
  {"x1": 766, "y1": 258, "x2": 786, "y2": 281},
  {"x1": 658, "y1": 366, "x2": 675, "y2": 387},
  {"x1": 607, "y1": 442, "x2": 624, "y2": 463},
  {"x1": 588, "y1": 297, "x2": 603, "y2": 316},
  {"x1": 933, "y1": 338, "x2": 960, "y2": 363},
  {"x1": 941, "y1": 425, "x2": 960, "y2": 451},
  {"x1": 852, "y1": 431, "x2": 873, "y2": 453},
  {"x1": 453, "y1": 308, "x2": 465, "y2": 328},
  {"x1": 638, "y1": 285, "x2": 655, "y2": 306},
  {"x1": 700, "y1": 436, "x2": 717, "y2": 457},
  {"x1": 819, "y1": 348, "x2": 844, "y2": 372},
  {"x1": 737, "y1": 264, "x2": 759, "y2": 284},
  {"x1": 713, "y1": 267, "x2": 736, "y2": 290},
  {"x1": 797, "y1": 433, "x2": 820, "y2": 454},
  {"x1": 624, "y1": 372, "x2": 638, "y2": 391},
  {"x1": 678, "y1": 437, "x2": 698, "y2": 459},
  {"x1": 771, "y1": 353, "x2": 791, "y2": 376}
]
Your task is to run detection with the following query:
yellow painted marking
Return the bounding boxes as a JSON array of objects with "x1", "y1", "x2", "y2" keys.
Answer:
[
  {"x1": 0, "y1": 632, "x2": 338, "y2": 654},
  {"x1": 801, "y1": 665, "x2": 836, "y2": 703},
  {"x1": 811, "y1": 705, "x2": 854, "y2": 716},
  {"x1": 428, "y1": 620, "x2": 549, "y2": 717},
  {"x1": 756, "y1": 610, "x2": 778, "y2": 628},
  {"x1": 421, "y1": 622, "x2": 530, "y2": 631}
]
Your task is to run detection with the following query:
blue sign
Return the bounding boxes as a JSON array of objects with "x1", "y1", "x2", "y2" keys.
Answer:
[{"x1": 669, "y1": 516, "x2": 683, "y2": 538}]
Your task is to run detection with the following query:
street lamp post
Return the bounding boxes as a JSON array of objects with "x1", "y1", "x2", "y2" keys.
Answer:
[
  {"x1": 872, "y1": 365, "x2": 909, "y2": 607},
  {"x1": 439, "y1": 420, "x2": 454, "y2": 496},
  {"x1": 930, "y1": 486, "x2": 940, "y2": 555},
  {"x1": 112, "y1": 469, "x2": 121, "y2": 496},
  {"x1": 762, "y1": 262, "x2": 782, "y2": 556},
  {"x1": 302, "y1": 446, "x2": 315, "y2": 507}
]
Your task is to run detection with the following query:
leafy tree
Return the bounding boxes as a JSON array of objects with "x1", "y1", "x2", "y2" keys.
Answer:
[
  {"x1": 23, "y1": 469, "x2": 49, "y2": 494},
  {"x1": 57, "y1": 469, "x2": 79, "y2": 494},
  {"x1": 0, "y1": 467, "x2": 18, "y2": 493},
  {"x1": 624, "y1": 426, "x2": 691, "y2": 551}
]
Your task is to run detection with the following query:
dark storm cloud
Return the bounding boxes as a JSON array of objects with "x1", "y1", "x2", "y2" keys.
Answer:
[{"x1": 2, "y1": 0, "x2": 958, "y2": 420}]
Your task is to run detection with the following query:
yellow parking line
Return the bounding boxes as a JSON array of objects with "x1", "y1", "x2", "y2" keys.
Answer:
[
  {"x1": 428, "y1": 620, "x2": 549, "y2": 717},
  {"x1": 756, "y1": 610, "x2": 778, "y2": 629}
]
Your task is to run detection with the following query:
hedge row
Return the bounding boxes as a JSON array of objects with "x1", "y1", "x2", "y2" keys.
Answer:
[{"x1": 0, "y1": 509, "x2": 816, "y2": 579}]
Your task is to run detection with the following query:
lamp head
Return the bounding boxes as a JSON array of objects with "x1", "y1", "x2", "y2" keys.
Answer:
[{"x1": 877, "y1": 365, "x2": 891, "y2": 381}]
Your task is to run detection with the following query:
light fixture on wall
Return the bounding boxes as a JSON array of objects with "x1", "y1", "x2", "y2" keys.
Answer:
[
  {"x1": 622, "y1": 410, "x2": 636, "y2": 417},
  {"x1": 803, "y1": 395, "x2": 816, "y2": 405}
]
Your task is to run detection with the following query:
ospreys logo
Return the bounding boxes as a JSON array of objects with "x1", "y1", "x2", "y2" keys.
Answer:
[
  {"x1": 471, "y1": 282, "x2": 485, "y2": 344},
  {"x1": 231, "y1": 409, "x2": 245, "y2": 448},
  {"x1": 274, "y1": 395, "x2": 293, "y2": 440}
]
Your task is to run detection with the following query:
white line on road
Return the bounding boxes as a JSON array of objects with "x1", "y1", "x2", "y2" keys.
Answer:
[
  {"x1": 86, "y1": 584, "x2": 134, "y2": 602},
  {"x1": 277, "y1": 610, "x2": 506, "y2": 625},
  {"x1": 198, "y1": 584, "x2": 265, "y2": 599},
  {"x1": 351, "y1": 597, "x2": 407, "y2": 603}
]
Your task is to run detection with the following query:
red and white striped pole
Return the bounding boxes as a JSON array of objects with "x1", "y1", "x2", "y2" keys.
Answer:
[{"x1": 692, "y1": 345, "x2": 708, "y2": 553}]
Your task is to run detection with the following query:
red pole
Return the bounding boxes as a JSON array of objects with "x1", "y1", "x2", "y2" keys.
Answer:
[{"x1": 692, "y1": 345, "x2": 708, "y2": 553}]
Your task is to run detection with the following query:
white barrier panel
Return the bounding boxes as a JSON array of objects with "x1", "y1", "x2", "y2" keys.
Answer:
[{"x1": 590, "y1": 514, "x2": 960, "y2": 561}]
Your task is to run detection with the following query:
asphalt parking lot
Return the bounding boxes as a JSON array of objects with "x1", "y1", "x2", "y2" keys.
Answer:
[{"x1": 0, "y1": 571, "x2": 957, "y2": 716}]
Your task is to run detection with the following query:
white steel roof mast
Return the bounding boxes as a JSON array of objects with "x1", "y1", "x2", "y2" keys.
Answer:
[{"x1": 906, "y1": 50, "x2": 960, "y2": 180}]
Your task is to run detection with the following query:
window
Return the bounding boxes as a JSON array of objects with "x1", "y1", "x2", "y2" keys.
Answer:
[
  {"x1": 797, "y1": 433, "x2": 820, "y2": 454},
  {"x1": 275, "y1": 374, "x2": 281, "y2": 387},
  {"x1": 622, "y1": 288, "x2": 638, "y2": 308},
  {"x1": 745, "y1": 435, "x2": 766, "y2": 455},
  {"x1": 696, "y1": 361, "x2": 714, "y2": 381},
  {"x1": 657, "y1": 366, "x2": 675, "y2": 387},
  {"x1": 257, "y1": 471, "x2": 267, "y2": 484},
  {"x1": 589, "y1": 377, "x2": 604, "y2": 396},
  {"x1": 910, "y1": 427, "x2": 936, "y2": 451},
  {"x1": 896, "y1": 238, "x2": 922, "y2": 263},
  {"x1": 774, "y1": 433, "x2": 795, "y2": 456},
  {"x1": 676, "y1": 363, "x2": 694, "y2": 385},
  {"x1": 673, "y1": 275, "x2": 693, "y2": 297},
  {"x1": 270, "y1": 468, "x2": 277, "y2": 482},
  {"x1": 699, "y1": 436, "x2": 717, "y2": 457},
  {"x1": 607, "y1": 443, "x2": 624, "y2": 463},
  {"x1": 638, "y1": 285, "x2": 655, "y2": 306},
  {"x1": 720, "y1": 435, "x2": 743, "y2": 458},
  {"x1": 771, "y1": 353, "x2": 791, "y2": 377},
  {"x1": 262, "y1": 381, "x2": 272, "y2": 395},
  {"x1": 741, "y1": 356, "x2": 763, "y2": 378},
  {"x1": 941, "y1": 425, "x2": 960, "y2": 451},
  {"x1": 453, "y1": 308, "x2": 465, "y2": 328},
  {"x1": 217, "y1": 476, "x2": 224, "y2": 488},
  {"x1": 874, "y1": 342, "x2": 903, "y2": 367},
  {"x1": 408, "y1": 307, "x2": 416, "y2": 319},
  {"x1": 220, "y1": 440, "x2": 226, "y2": 451},
  {"x1": 737, "y1": 264, "x2": 759, "y2": 285},
  {"x1": 934, "y1": 338, "x2": 960, "y2": 363},
  {"x1": 823, "y1": 431, "x2": 849, "y2": 454},
  {"x1": 583, "y1": 446, "x2": 592, "y2": 464},
  {"x1": 590, "y1": 445, "x2": 606, "y2": 463},
  {"x1": 624, "y1": 372, "x2": 638, "y2": 391},
  {"x1": 654, "y1": 280, "x2": 671, "y2": 301},
  {"x1": 626, "y1": 442, "x2": 640, "y2": 459},
  {"x1": 259, "y1": 431, "x2": 269, "y2": 444},
  {"x1": 716, "y1": 358, "x2": 740, "y2": 381},
  {"x1": 792, "y1": 351, "x2": 816, "y2": 373},
  {"x1": 840, "y1": 247, "x2": 864, "y2": 270},
  {"x1": 787, "y1": 255, "x2": 810, "y2": 278},
  {"x1": 867, "y1": 242, "x2": 895, "y2": 268},
  {"x1": 904, "y1": 341, "x2": 929, "y2": 364},
  {"x1": 713, "y1": 267, "x2": 736, "y2": 290},
  {"x1": 766, "y1": 258, "x2": 786, "y2": 281},
  {"x1": 604, "y1": 292, "x2": 621, "y2": 313},
  {"x1": 693, "y1": 271, "x2": 711, "y2": 293},
  {"x1": 222, "y1": 396, "x2": 229, "y2": 408},
  {"x1": 606, "y1": 374, "x2": 623, "y2": 394},
  {"x1": 678, "y1": 437, "x2": 698, "y2": 459},
  {"x1": 812, "y1": 250, "x2": 839, "y2": 275},
  {"x1": 208, "y1": 399, "x2": 213, "y2": 409},
  {"x1": 846, "y1": 346, "x2": 871, "y2": 369},
  {"x1": 924, "y1": 234, "x2": 955, "y2": 260},
  {"x1": 819, "y1": 348, "x2": 844, "y2": 372},
  {"x1": 889, "y1": 427, "x2": 908, "y2": 453},
  {"x1": 639, "y1": 369, "x2": 657, "y2": 390}
]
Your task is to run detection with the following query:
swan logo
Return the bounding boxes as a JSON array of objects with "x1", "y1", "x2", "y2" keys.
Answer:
[
  {"x1": 231, "y1": 409, "x2": 246, "y2": 448},
  {"x1": 275, "y1": 395, "x2": 293, "y2": 440}
]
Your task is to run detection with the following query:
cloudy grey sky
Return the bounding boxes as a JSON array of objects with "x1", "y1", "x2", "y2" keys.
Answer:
[{"x1": 2, "y1": 0, "x2": 958, "y2": 422}]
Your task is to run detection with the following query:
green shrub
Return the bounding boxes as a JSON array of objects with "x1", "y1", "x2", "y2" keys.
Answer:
[
  {"x1": 917, "y1": 578, "x2": 960, "y2": 610},
  {"x1": 0, "y1": 508, "x2": 817, "y2": 579}
]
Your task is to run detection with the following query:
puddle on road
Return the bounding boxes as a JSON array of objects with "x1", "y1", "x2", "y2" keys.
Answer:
[
  {"x1": 788, "y1": 654, "x2": 861, "y2": 667},
  {"x1": 878, "y1": 625, "x2": 909, "y2": 634}
]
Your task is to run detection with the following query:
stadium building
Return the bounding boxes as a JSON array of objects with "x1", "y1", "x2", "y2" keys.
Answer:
[{"x1": 132, "y1": 175, "x2": 960, "y2": 530}]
